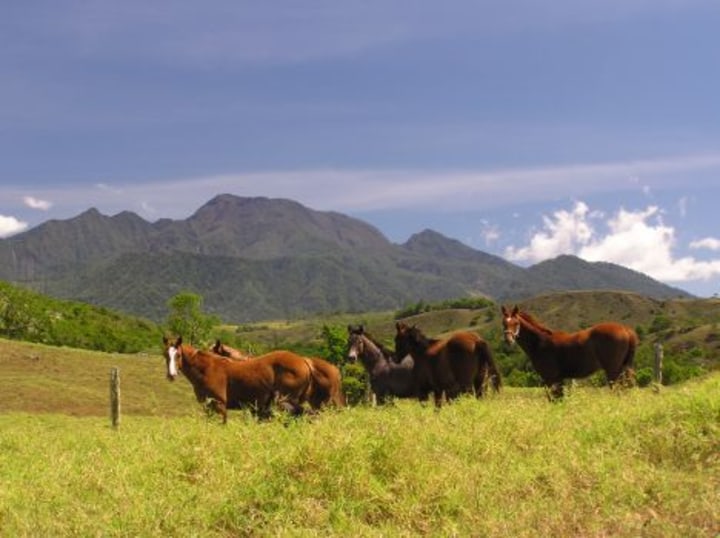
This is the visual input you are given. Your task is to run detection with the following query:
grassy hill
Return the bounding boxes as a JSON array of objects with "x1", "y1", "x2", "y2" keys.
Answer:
[
  {"x1": 0, "y1": 280, "x2": 160, "y2": 353},
  {"x1": 0, "y1": 338, "x2": 191, "y2": 416},
  {"x1": 227, "y1": 291, "x2": 720, "y2": 386},
  {"x1": 0, "y1": 335, "x2": 717, "y2": 536}
]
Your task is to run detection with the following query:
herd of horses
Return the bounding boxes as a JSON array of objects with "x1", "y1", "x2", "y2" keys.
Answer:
[{"x1": 162, "y1": 305, "x2": 638, "y2": 421}]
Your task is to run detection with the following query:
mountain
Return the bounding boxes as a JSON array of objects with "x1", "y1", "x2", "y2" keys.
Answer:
[{"x1": 0, "y1": 194, "x2": 691, "y2": 321}]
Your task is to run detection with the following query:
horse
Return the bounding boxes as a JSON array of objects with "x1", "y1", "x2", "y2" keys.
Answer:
[
  {"x1": 394, "y1": 322, "x2": 501, "y2": 407},
  {"x1": 211, "y1": 339, "x2": 250, "y2": 360},
  {"x1": 212, "y1": 339, "x2": 345, "y2": 409},
  {"x1": 501, "y1": 305, "x2": 637, "y2": 400},
  {"x1": 346, "y1": 325, "x2": 417, "y2": 404},
  {"x1": 162, "y1": 336, "x2": 317, "y2": 422}
]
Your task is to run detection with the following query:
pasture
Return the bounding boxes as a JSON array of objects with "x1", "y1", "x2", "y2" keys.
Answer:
[{"x1": 1, "y1": 338, "x2": 718, "y2": 536}]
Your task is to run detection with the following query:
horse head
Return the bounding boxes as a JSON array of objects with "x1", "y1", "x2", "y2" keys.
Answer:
[
  {"x1": 162, "y1": 336, "x2": 184, "y2": 381},
  {"x1": 211, "y1": 339, "x2": 224, "y2": 355},
  {"x1": 501, "y1": 305, "x2": 521, "y2": 345},
  {"x1": 346, "y1": 325, "x2": 365, "y2": 362},
  {"x1": 394, "y1": 321, "x2": 423, "y2": 359}
]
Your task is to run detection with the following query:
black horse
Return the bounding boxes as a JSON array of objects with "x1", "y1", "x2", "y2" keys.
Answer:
[{"x1": 346, "y1": 325, "x2": 417, "y2": 404}]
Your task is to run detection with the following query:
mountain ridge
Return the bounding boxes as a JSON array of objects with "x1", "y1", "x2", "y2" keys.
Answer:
[{"x1": 0, "y1": 194, "x2": 691, "y2": 321}]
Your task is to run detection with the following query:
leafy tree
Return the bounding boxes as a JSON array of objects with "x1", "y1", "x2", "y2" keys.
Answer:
[
  {"x1": 320, "y1": 324, "x2": 367, "y2": 404},
  {"x1": 320, "y1": 324, "x2": 347, "y2": 365},
  {"x1": 165, "y1": 292, "x2": 219, "y2": 344}
]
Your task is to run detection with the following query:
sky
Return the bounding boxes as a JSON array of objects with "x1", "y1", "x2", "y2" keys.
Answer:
[{"x1": 1, "y1": 1, "x2": 720, "y2": 297}]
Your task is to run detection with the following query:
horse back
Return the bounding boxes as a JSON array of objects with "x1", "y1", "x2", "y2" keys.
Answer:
[
  {"x1": 431, "y1": 331, "x2": 487, "y2": 388},
  {"x1": 222, "y1": 351, "x2": 311, "y2": 401}
]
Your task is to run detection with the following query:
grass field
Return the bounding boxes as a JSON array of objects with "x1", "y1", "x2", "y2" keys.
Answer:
[{"x1": 1, "y1": 339, "x2": 718, "y2": 536}]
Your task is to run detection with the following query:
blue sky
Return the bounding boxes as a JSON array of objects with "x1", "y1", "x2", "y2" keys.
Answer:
[{"x1": 1, "y1": 1, "x2": 720, "y2": 296}]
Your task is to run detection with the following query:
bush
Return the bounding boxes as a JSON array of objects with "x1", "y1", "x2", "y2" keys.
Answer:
[{"x1": 635, "y1": 367, "x2": 654, "y2": 387}]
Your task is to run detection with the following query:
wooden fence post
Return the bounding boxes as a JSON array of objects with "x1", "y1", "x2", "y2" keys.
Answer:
[
  {"x1": 653, "y1": 343, "x2": 663, "y2": 385},
  {"x1": 110, "y1": 367, "x2": 120, "y2": 428}
]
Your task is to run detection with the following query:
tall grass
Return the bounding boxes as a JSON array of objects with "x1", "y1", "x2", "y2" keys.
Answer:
[{"x1": 1, "y1": 376, "x2": 718, "y2": 537}]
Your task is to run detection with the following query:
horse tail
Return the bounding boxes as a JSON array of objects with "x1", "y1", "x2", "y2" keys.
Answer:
[
  {"x1": 622, "y1": 327, "x2": 638, "y2": 381},
  {"x1": 302, "y1": 358, "x2": 316, "y2": 403},
  {"x1": 477, "y1": 339, "x2": 502, "y2": 393}
]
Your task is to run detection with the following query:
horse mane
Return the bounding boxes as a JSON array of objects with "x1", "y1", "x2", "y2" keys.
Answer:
[
  {"x1": 518, "y1": 311, "x2": 554, "y2": 336},
  {"x1": 349, "y1": 324, "x2": 396, "y2": 360},
  {"x1": 362, "y1": 330, "x2": 396, "y2": 361},
  {"x1": 406, "y1": 326, "x2": 437, "y2": 348}
]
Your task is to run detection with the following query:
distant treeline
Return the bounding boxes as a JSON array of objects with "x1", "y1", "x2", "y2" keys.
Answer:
[{"x1": 395, "y1": 297, "x2": 494, "y2": 319}]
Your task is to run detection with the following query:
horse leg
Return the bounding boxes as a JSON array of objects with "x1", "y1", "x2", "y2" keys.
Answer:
[
  {"x1": 433, "y1": 390, "x2": 443, "y2": 408},
  {"x1": 208, "y1": 399, "x2": 228, "y2": 423},
  {"x1": 545, "y1": 381, "x2": 564, "y2": 401}
]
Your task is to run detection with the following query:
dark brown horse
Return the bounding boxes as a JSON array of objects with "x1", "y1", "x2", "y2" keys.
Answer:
[
  {"x1": 346, "y1": 325, "x2": 417, "y2": 404},
  {"x1": 162, "y1": 336, "x2": 317, "y2": 421},
  {"x1": 394, "y1": 322, "x2": 501, "y2": 407},
  {"x1": 210, "y1": 339, "x2": 345, "y2": 410},
  {"x1": 501, "y1": 305, "x2": 637, "y2": 399},
  {"x1": 211, "y1": 339, "x2": 250, "y2": 361}
]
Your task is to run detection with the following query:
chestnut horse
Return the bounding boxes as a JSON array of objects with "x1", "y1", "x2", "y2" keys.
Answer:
[
  {"x1": 394, "y1": 322, "x2": 501, "y2": 407},
  {"x1": 501, "y1": 306, "x2": 637, "y2": 400},
  {"x1": 211, "y1": 339, "x2": 250, "y2": 360},
  {"x1": 346, "y1": 325, "x2": 417, "y2": 404},
  {"x1": 162, "y1": 336, "x2": 317, "y2": 421},
  {"x1": 211, "y1": 339, "x2": 345, "y2": 409}
]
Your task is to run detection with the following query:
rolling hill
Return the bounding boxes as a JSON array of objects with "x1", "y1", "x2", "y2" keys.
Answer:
[{"x1": 0, "y1": 194, "x2": 690, "y2": 322}]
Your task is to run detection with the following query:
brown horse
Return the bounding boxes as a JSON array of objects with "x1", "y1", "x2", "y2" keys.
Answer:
[
  {"x1": 211, "y1": 339, "x2": 345, "y2": 410},
  {"x1": 303, "y1": 357, "x2": 346, "y2": 409},
  {"x1": 501, "y1": 305, "x2": 637, "y2": 400},
  {"x1": 211, "y1": 339, "x2": 250, "y2": 360},
  {"x1": 394, "y1": 322, "x2": 501, "y2": 407},
  {"x1": 162, "y1": 336, "x2": 316, "y2": 422}
]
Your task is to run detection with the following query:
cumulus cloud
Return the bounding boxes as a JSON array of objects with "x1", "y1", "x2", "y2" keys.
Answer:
[
  {"x1": 504, "y1": 202, "x2": 595, "y2": 262},
  {"x1": 23, "y1": 196, "x2": 53, "y2": 210},
  {"x1": 690, "y1": 237, "x2": 720, "y2": 251},
  {"x1": 505, "y1": 201, "x2": 720, "y2": 284},
  {"x1": 0, "y1": 215, "x2": 28, "y2": 238}
]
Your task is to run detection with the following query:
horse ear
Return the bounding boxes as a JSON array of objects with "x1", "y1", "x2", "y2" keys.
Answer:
[
  {"x1": 512, "y1": 305, "x2": 519, "y2": 316},
  {"x1": 501, "y1": 305, "x2": 508, "y2": 316},
  {"x1": 163, "y1": 336, "x2": 169, "y2": 345},
  {"x1": 359, "y1": 324, "x2": 364, "y2": 333},
  {"x1": 175, "y1": 336, "x2": 183, "y2": 347}
]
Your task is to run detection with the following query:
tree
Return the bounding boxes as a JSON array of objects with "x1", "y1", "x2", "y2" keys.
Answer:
[
  {"x1": 320, "y1": 324, "x2": 367, "y2": 404},
  {"x1": 165, "y1": 292, "x2": 219, "y2": 344},
  {"x1": 320, "y1": 324, "x2": 347, "y2": 365}
]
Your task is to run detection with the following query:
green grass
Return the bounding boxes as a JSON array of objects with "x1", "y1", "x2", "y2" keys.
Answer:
[{"x1": 1, "y1": 366, "x2": 718, "y2": 536}]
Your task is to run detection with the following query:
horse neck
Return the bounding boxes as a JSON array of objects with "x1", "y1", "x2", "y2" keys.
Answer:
[
  {"x1": 516, "y1": 316, "x2": 547, "y2": 352},
  {"x1": 407, "y1": 331, "x2": 433, "y2": 358},
  {"x1": 179, "y1": 344, "x2": 208, "y2": 369},
  {"x1": 360, "y1": 336, "x2": 391, "y2": 372}
]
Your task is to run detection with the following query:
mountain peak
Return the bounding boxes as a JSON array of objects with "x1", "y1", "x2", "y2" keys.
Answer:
[{"x1": 404, "y1": 228, "x2": 509, "y2": 266}]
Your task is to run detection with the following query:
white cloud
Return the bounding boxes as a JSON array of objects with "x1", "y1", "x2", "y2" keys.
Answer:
[
  {"x1": 504, "y1": 201, "x2": 720, "y2": 284},
  {"x1": 2, "y1": 152, "x2": 719, "y2": 220},
  {"x1": 0, "y1": 215, "x2": 28, "y2": 238},
  {"x1": 505, "y1": 202, "x2": 594, "y2": 262},
  {"x1": 23, "y1": 196, "x2": 53, "y2": 211},
  {"x1": 690, "y1": 237, "x2": 720, "y2": 251}
]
